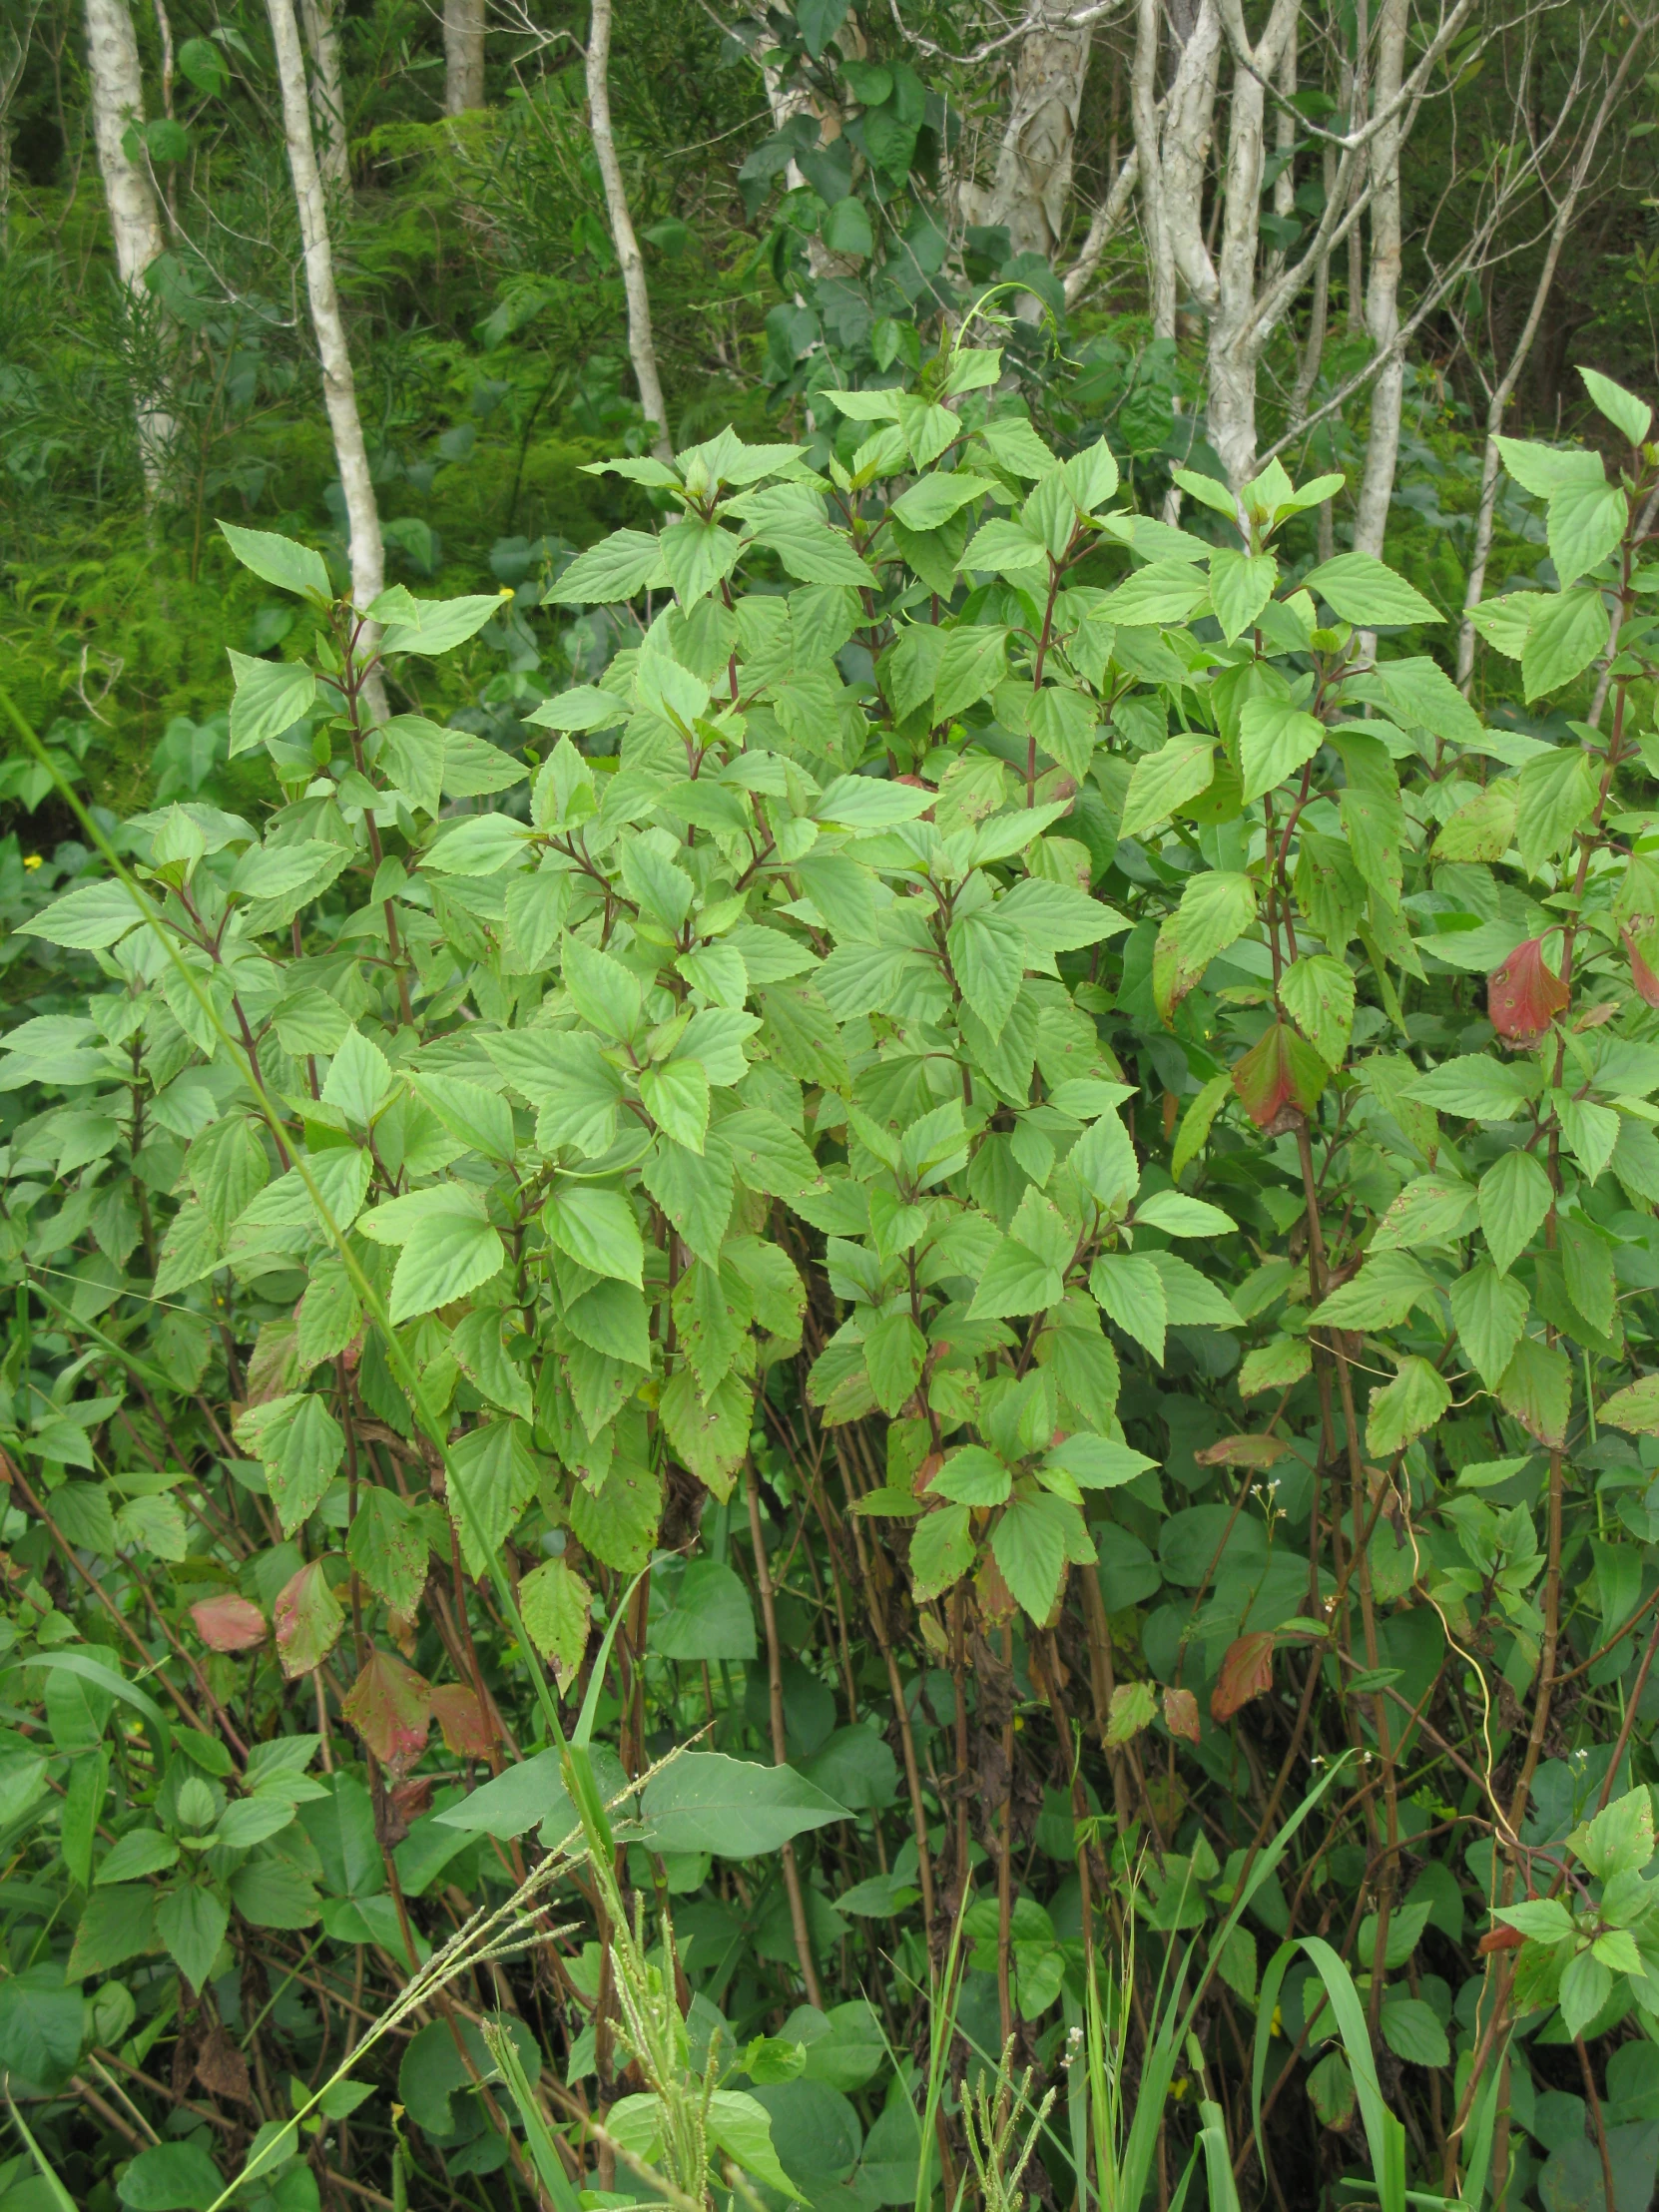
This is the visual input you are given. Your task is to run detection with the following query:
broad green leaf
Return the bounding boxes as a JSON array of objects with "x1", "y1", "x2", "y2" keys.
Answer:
[
  {"x1": 991, "y1": 1490, "x2": 1090, "y2": 1621},
  {"x1": 1279, "y1": 953, "x2": 1355, "y2": 1067},
  {"x1": 1239, "y1": 698, "x2": 1325, "y2": 804},
  {"x1": 908, "y1": 1501, "x2": 975, "y2": 1599},
  {"x1": 1209, "y1": 550, "x2": 1278, "y2": 644},
  {"x1": 19, "y1": 876, "x2": 147, "y2": 949},
  {"x1": 1304, "y1": 552, "x2": 1439, "y2": 626},
  {"x1": 1579, "y1": 365, "x2": 1652, "y2": 445},
  {"x1": 640, "y1": 1752, "x2": 847, "y2": 1856},
  {"x1": 1477, "y1": 1147, "x2": 1553, "y2": 1276},
  {"x1": 543, "y1": 1186, "x2": 644, "y2": 1286},
  {"x1": 1522, "y1": 585, "x2": 1611, "y2": 700},
  {"x1": 225, "y1": 650, "x2": 316, "y2": 755},
  {"x1": 1153, "y1": 870, "x2": 1257, "y2": 1020},
  {"x1": 1365, "y1": 1357, "x2": 1450, "y2": 1458},
  {"x1": 218, "y1": 522, "x2": 330, "y2": 602},
  {"x1": 1449, "y1": 1264, "x2": 1528, "y2": 1389},
  {"x1": 1119, "y1": 736, "x2": 1217, "y2": 840}
]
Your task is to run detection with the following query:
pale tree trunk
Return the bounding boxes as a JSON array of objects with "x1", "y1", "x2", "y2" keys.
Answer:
[
  {"x1": 267, "y1": 0, "x2": 384, "y2": 668},
  {"x1": 85, "y1": 0, "x2": 177, "y2": 493},
  {"x1": 586, "y1": 0, "x2": 671, "y2": 461},
  {"x1": 960, "y1": 3, "x2": 1097, "y2": 318},
  {"x1": 1130, "y1": 0, "x2": 1222, "y2": 340},
  {"x1": 1203, "y1": 0, "x2": 1299, "y2": 486},
  {"x1": 1351, "y1": 0, "x2": 1407, "y2": 562},
  {"x1": 298, "y1": 0, "x2": 348, "y2": 190},
  {"x1": 443, "y1": 0, "x2": 485, "y2": 115},
  {"x1": 1458, "y1": 16, "x2": 1652, "y2": 687}
]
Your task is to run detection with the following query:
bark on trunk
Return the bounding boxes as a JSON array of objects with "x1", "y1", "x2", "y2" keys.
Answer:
[
  {"x1": 267, "y1": 0, "x2": 384, "y2": 644},
  {"x1": 1203, "y1": 0, "x2": 1299, "y2": 486},
  {"x1": 961, "y1": 3, "x2": 1095, "y2": 318},
  {"x1": 1351, "y1": 0, "x2": 1407, "y2": 562},
  {"x1": 443, "y1": 0, "x2": 485, "y2": 115},
  {"x1": 85, "y1": 0, "x2": 176, "y2": 492},
  {"x1": 586, "y1": 0, "x2": 672, "y2": 461},
  {"x1": 298, "y1": 0, "x2": 348, "y2": 190}
]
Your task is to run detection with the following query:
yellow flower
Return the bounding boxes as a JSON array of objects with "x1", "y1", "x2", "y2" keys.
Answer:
[
  {"x1": 22, "y1": 854, "x2": 41, "y2": 870},
  {"x1": 1171, "y1": 2077, "x2": 1191, "y2": 2100}
]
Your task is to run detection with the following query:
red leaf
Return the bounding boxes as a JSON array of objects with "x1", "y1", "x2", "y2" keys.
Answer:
[
  {"x1": 1478, "y1": 1924, "x2": 1525, "y2": 1954},
  {"x1": 1487, "y1": 936, "x2": 1569, "y2": 1042},
  {"x1": 390, "y1": 1776, "x2": 433, "y2": 1826},
  {"x1": 190, "y1": 1592, "x2": 267, "y2": 1653},
  {"x1": 430, "y1": 1683, "x2": 499, "y2": 1760},
  {"x1": 341, "y1": 1649, "x2": 432, "y2": 1779},
  {"x1": 1231, "y1": 1022, "x2": 1328, "y2": 1133},
  {"x1": 1625, "y1": 928, "x2": 1659, "y2": 1009},
  {"x1": 1163, "y1": 1686, "x2": 1200, "y2": 1745},
  {"x1": 1211, "y1": 1631, "x2": 1276, "y2": 1723},
  {"x1": 273, "y1": 1560, "x2": 344, "y2": 1679}
]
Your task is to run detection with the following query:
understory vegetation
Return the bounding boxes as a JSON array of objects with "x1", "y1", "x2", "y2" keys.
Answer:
[{"x1": 4, "y1": 5, "x2": 1659, "y2": 2212}]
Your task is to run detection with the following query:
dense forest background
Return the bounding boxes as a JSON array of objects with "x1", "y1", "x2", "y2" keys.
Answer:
[
  {"x1": 3, "y1": 0, "x2": 1656, "y2": 800},
  {"x1": 6, "y1": 7, "x2": 1659, "y2": 2212}
]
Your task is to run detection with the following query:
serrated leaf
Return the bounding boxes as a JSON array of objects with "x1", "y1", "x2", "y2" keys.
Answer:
[
  {"x1": 1366, "y1": 1357, "x2": 1450, "y2": 1458},
  {"x1": 1478, "y1": 1147, "x2": 1553, "y2": 1275}
]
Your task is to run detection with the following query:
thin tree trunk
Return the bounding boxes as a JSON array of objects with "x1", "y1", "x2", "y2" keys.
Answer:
[
  {"x1": 84, "y1": 0, "x2": 176, "y2": 493},
  {"x1": 1062, "y1": 144, "x2": 1140, "y2": 307},
  {"x1": 1457, "y1": 16, "x2": 1650, "y2": 687},
  {"x1": 585, "y1": 0, "x2": 671, "y2": 461},
  {"x1": 1351, "y1": 0, "x2": 1407, "y2": 563},
  {"x1": 298, "y1": 0, "x2": 347, "y2": 189},
  {"x1": 266, "y1": 0, "x2": 384, "y2": 642},
  {"x1": 443, "y1": 0, "x2": 485, "y2": 115},
  {"x1": 962, "y1": 2, "x2": 1095, "y2": 318}
]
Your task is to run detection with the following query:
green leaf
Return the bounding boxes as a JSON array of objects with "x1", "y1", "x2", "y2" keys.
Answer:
[
  {"x1": 932, "y1": 623, "x2": 1009, "y2": 720},
  {"x1": 1090, "y1": 1253, "x2": 1167, "y2": 1362},
  {"x1": 377, "y1": 593, "x2": 504, "y2": 655},
  {"x1": 553, "y1": 529, "x2": 670, "y2": 604},
  {"x1": 448, "y1": 1419, "x2": 541, "y2": 1578},
  {"x1": 969, "y1": 1237, "x2": 1065, "y2": 1320},
  {"x1": 519, "y1": 1557, "x2": 593, "y2": 1689},
  {"x1": 707, "y1": 2090, "x2": 798, "y2": 2197},
  {"x1": 224, "y1": 651, "x2": 316, "y2": 756},
  {"x1": 1239, "y1": 698, "x2": 1325, "y2": 803},
  {"x1": 96, "y1": 1829, "x2": 181, "y2": 1886},
  {"x1": 1280, "y1": 953, "x2": 1355, "y2": 1067},
  {"x1": 1328, "y1": 732, "x2": 1403, "y2": 898},
  {"x1": 997, "y1": 875, "x2": 1126, "y2": 952},
  {"x1": 218, "y1": 522, "x2": 330, "y2": 602},
  {"x1": 991, "y1": 1491, "x2": 1089, "y2": 1622},
  {"x1": 235, "y1": 1392, "x2": 344, "y2": 1534},
  {"x1": 641, "y1": 1057, "x2": 711, "y2": 1153},
  {"x1": 1449, "y1": 1264, "x2": 1529, "y2": 1389},
  {"x1": 543, "y1": 1186, "x2": 644, "y2": 1286},
  {"x1": 1410, "y1": 1055, "x2": 1538, "y2": 1121},
  {"x1": 0, "y1": 1966, "x2": 87, "y2": 2088},
  {"x1": 1119, "y1": 736, "x2": 1217, "y2": 839},
  {"x1": 640, "y1": 1752, "x2": 847, "y2": 1856},
  {"x1": 1548, "y1": 476, "x2": 1628, "y2": 589},
  {"x1": 1153, "y1": 870, "x2": 1258, "y2": 1021},
  {"x1": 1496, "y1": 1335, "x2": 1571, "y2": 1448},
  {"x1": 1366, "y1": 1358, "x2": 1451, "y2": 1458},
  {"x1": 1599, "y1": 1373, "x2": 1659, "y2": 1434},
  {"x1": 1303, "y1": 552, "x2": 1439, "y2": 626},
  {"x1": 648, "y1": 1558, "x2": 756, "y2": 1662},
  {"x1": 1478, "y1": 1147, "x2": 1554, "y2": 1275},
  {"x1": 1517, "y1": 751, "x2": 1600, "y2": 883},
  {"x1": 156, "y1": 1884, "x2": 229, "y2": 1992},
  {"x1": 948, "y1": 906, "x2": 1027, "y2": 1030},
  {"x1": 908, "y1": 1501, "x2": 975, "y2": 1598},
  {"x1": 19, "y1": 875, "x2": 147, "y2": 949},
  {"x1": 1209, "y1": 550, "x2": 1278, "y2": 644},
  {"x1": 386, "y1": 1202, "x2": 505, "y2": 1324},
  {"x1": 863, "y1": 1309, "x2": 925, "y2": 1416},
  {"x1": 1580, "y1": 366, "x2": 1652, "y2": 445},
  {"x1": 1560, "y1": 1948, "x2": 1612, "y2": 2040},
  {"x1": 1380, "y1": 1997, "x2": 1450, "y2": 2068},
  {"x1": 115, "y1": 2141, "x2": 225, "y2": 2210},
  {"x1": 1314, "y1": 1252, "x2": 1436, "y2": 1330},
  {"x1": 1522, "y1": 586, "x2": 1611, "y2": 701},
  {"x1": 345, "y1": 1485, "x2": 429, "y2": 1615},
  {"x1": 1570, "y1": 1785, "x2": 1655, "y2": 1880}
]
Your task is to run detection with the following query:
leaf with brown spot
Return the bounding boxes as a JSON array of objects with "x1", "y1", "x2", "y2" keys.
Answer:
[
  {"x1": 273, "y1": 1559, "x2": 343, "y2": 1679},
  {"x1": 430, "y1": 1683, "x2": 499, "y2": 1759},
  {"x1": 1194, "y1": 1434, "x2": 1290, "y2": 1471},
  {"x1": 1163, "y1": 1687, "x2": 1200, "y2": 1744},
  {"x1": 190, "y1": 1592, "x2": 267, "y2": 1652},
  {"x1": 1106, "y1": 1680, "x2": 1156, "y2": 1745},
  {"x1": 1625, "y1": 928, "x2": 1659, "y2": 1009},
  {"x1": 1487, "y1": 936, "x2": 1569, "y2": 1042},
  {"x1": 1231, "y1": 1022, "x2": 1328, "y2": 1132},
  {"x1": 195, "y1": 2024, "x2": 253, "y2": 2107},
  {"x1": 341, "y1": 1649, "x2": 432, "y2": 1778},
  {"x1": 1211, "y1": 1631, "x2": 1276, "y2": 1723}
]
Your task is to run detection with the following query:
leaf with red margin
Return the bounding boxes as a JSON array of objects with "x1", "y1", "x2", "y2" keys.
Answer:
[
  {"x1": 273, "y1": 1559, "x2": 343, "y2": 1678},
  {"x1": 1231, "y1": 1022, "x2": 1328, "y2": 1131},
  {"x1": 1163, "y1": 1686, "x2": 1200, "y2": 1745},
  {"x1": 190, "y1": 1592, "x2": 267, "y2": 1652},
  {"x1": 1624, "y1": 928, "x2": 1659, "y2": 1009},
  {"x1": 341, "y1": 1649, "x2": 432, "y2": 1778},
  {"x1": 430, "y1": 1684, "x2": 499, "y2": 1759},
  {"x1": 1211, "y1": 1631, "x2": 1275, "y2": 1722},
  {"x1": 1487, "y1": 936, "x2": 1569, "y2": 1041}
]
